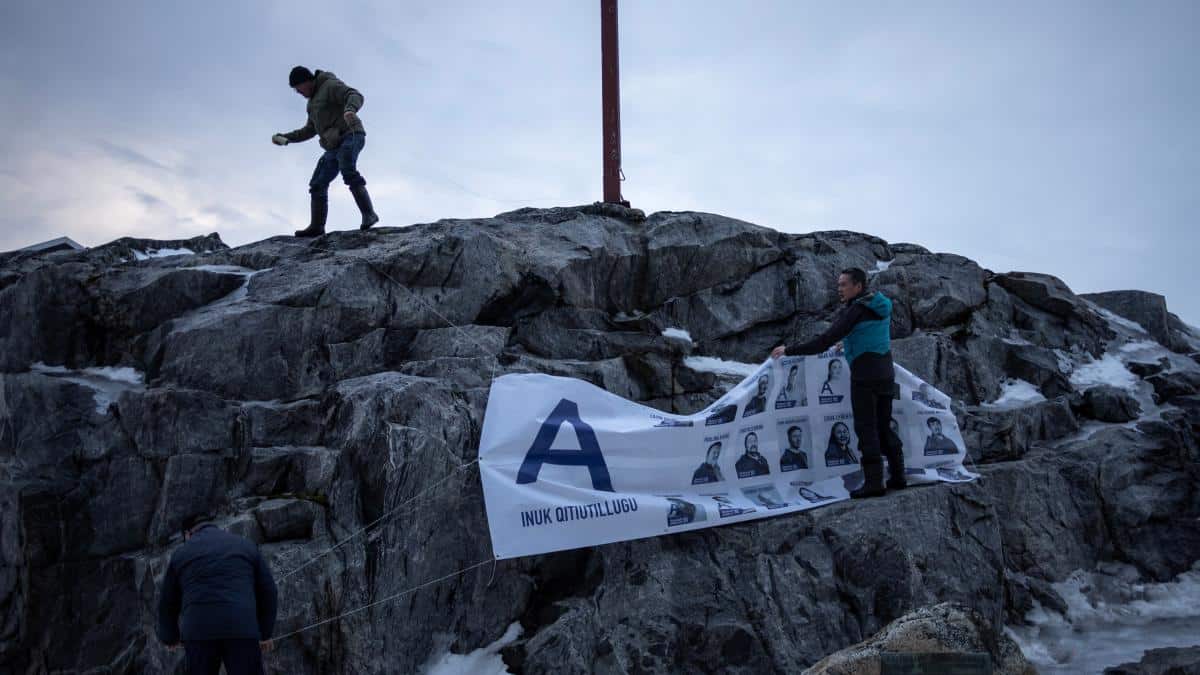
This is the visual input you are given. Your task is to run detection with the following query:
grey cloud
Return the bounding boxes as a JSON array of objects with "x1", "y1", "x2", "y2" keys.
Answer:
[
  {"x1": 99, "y1": 141, "x2": 172, "y2": 173},
  {"x1": 127, "y1": 187, "x2": 167, "y2": 209},
  {"x1": 1, "y1": 1, "x2": 1197, "y2": 323},
  {"x1": 201, "y1": 204, "x2": 250, "y2": 223}
]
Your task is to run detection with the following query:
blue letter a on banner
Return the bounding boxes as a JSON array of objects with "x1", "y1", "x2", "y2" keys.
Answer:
[{"x1": 516, "y1": 399, "x2": 614, "y2": 492}]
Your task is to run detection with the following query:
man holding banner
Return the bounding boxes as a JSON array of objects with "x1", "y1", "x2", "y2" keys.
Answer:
[{"x1": 771, "y1": 268, "x2": 905, "y2": 499}]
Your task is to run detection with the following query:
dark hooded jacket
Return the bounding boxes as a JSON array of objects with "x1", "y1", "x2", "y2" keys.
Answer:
[{"x1": 156, "y1": 525, "x2": 278, "y2": 644}]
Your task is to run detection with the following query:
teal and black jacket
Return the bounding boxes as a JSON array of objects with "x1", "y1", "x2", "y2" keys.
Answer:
[{"x1": 785, "y1": 291, "x2": 894, "y2": 381}]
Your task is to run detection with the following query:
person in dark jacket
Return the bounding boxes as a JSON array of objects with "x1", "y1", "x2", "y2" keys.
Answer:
[
  {"x1": 273, "y1": 66, "x2": 379, "y2": 237},
  {"x1": 922, "y1": 417, "x2": 961, "y2": 456},
  {"x1": 771, "y1": 267, "x2": 906, "y2": 498},
  {"x1": 157, "y1": 514, "x2": 278, "y2": 675},
  {"x1": 824, "y1": 421, "x2": 858, "y2": 467},
  {"x1": 734, "y1": 432, "x2": 770, "y2": 478},
  {"x1": 691, "y1": 442, "x2": 726, "y2": 484},
  {"x1": 779, "y1": 425, "x2": 808, "y2": 472}
]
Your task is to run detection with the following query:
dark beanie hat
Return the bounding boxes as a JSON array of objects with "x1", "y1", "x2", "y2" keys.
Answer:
[{"x1": 289, "y1": 66, "x2": 315, "y2": 87}]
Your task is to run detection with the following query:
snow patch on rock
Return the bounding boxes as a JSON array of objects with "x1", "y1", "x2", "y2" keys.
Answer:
[
  {"x1": 131, "y1": 247, "x2": 195, "y2": 261},
  {"x1": 662, "y1": 327, "x2": 693, "y2": 344},
  {"x1": 30, "y1": 363, "x2": 146, "y2": 414},
  {"x1": 980, "y1": 379, "x2": 1046, "y2": 410},
  {"x1": 1007, "y1": 563, "x2": 1200, "y2": 675},
  {"x1": 421, "y1": 622, "x2": 521, "y2": 675},
  {"x1": 684, "y1": 356, "x2": 760, "y2": 377},
  {"x1": 1069, "y1": 354, "x2": 1138, "y2": 391}
]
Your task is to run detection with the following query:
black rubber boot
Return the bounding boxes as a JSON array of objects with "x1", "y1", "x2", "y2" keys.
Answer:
[
  {"x1": 350, "y1": 185, "x2": 379, "y2": 230},
  {"x1": 884, "y1": 427, "x2": 907, "y2": 490},
  {"x1": 851, "y1": 459, "x2": 887, "y2": 499},
  {"x1": 295, "y1": 195, "x2": 328, "y2": 237}
]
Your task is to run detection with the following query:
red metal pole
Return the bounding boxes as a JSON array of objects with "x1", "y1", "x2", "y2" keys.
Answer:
[{"x1": 601, "y1": 0, "x2": 627, "y2": 205}]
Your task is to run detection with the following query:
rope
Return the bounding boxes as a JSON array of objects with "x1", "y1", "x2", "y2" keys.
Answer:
[
  {"x1": 272, "y1": 557, "x2": 497, "y2": 642},
  {"x1": 278, "y1": 460, "x2": 480, "y2": 581}
]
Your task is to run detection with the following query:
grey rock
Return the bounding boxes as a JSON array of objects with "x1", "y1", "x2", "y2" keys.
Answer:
[
  {"x1": 408, "y1": 324, "x2": 510, "y2": 359},
  {"x1": 242, "y1": 446, "x2": 338, "y2": 498},
  {"x1": 254, "y1": 499, "x2": 319, "y2": 542},
  {"x1": 1001, "y1": 342, "x2": 1074, "y2": 399},
  {"x1": 996, "y1": 272, "x2": 1112, "y2": 354},
  {"x1": 116, "y1": 387, "x2": 238, "y2": 457},
  {"x1": 1084, "y1": 290, "x2": 1193, "y2": 353},
  {"x1": 147, "y1": 453, "x2": 228, "y2": 544},
  {"x1": 1128, "y1": 358, "x2": 1169, "y2": 378},
  {"x1": 1169, "y1": 395, "x2": 1200, "y2": 428},
  {"x1": 2, "y1": 207, "x2": 1198, "y2": 673},
  {"x1": 239, "y1": 398, "x2": 326, "y2": 448},
  {"x1": 1, "y1": 372, "x2": 129, "y2": 471},
  {"x1": 891, "y1": 333, "x2": 1000, "y2": 405},
  {"x1": 960, "y1": 398, "x2": 1079, "y2": 463},
  {"x1": 1003, "y1": 569, "x2": 1068, "y2": 625},
  {"x1": 875, "y1": 252, "x2": 988, "y2": 329},
  {"x1": 1104, "y1": 646, "x2": 1200, "y2": 675},
  {"x1": 1079, "y1": 384, "x2": 1143, "y2": 423},
  {"x1": 1146, "y1": 370, "x2": 1200, "y2": 403},
  {"x1": 802, "y1": 602, "x2": 1035, "y2": 675},
  {"x1": 996, "y1": 271, "x2": 1087, "y2": 318}
]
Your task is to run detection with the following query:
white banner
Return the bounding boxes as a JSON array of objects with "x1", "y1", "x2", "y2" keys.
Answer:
[{"x1": 479, "y1": 353, "x2": 976, "y2": 559}]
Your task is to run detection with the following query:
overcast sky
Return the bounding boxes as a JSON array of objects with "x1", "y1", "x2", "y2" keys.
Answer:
[{"x1": 2, "y1": 1, "x2": 1197, "y2": 323}]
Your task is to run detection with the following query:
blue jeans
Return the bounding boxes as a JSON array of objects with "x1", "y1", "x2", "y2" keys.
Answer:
[{"x1": 309, "y1": 132, "x2": 366, "y2": 198}]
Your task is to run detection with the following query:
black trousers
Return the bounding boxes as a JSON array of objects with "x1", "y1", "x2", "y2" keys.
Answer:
[
  {"x1": 850, "y1": 377, "x2": 904, "y2": 475},
  {"x1": 184, "y1": 639, "x2": 265, "y2": 675}
]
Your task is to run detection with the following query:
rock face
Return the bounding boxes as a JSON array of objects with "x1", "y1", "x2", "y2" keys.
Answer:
[
  {"x1": 801, "y1": 603, "x2": 1035, "y2": 675},
  {"x1": 1083, "y1": 290, "x2": 1195, "y2": 354},
  {"x1": 1079, "y1": 384, "x2": 1142, "y2": 423},
  {"x1": 1, "y1": 204, "x2": 1198, "y2": 674},
  {"x1": 1104, "y1": 646, "x2": 1200, "y2": 675}
]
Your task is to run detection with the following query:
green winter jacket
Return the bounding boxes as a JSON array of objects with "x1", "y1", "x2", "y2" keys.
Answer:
[{"x1": 283, "y1": 70, "x2": 365, "y2": 150}]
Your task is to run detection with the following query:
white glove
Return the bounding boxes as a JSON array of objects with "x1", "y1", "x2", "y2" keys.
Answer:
[{"x1": 272, "y1": 134, "x2": 289, "y2": 146}]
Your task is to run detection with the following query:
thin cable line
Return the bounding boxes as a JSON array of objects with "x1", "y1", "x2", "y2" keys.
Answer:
[
  {"x1": 278, "y1": 460, "x2": 480, "y2": 581},
  {"x1": 272, "y1": 557, "x2": 497, "y2": 642}
]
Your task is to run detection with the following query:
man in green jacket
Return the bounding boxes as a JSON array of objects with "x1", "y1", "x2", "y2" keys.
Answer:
[{"x1": 273, "y1": 66, "x2": 379, "y2": 237}]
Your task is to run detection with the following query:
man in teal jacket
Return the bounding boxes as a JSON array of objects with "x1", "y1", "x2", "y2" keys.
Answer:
[
  {"x1": 273, "y1": 66, "x2": 379, "y2": 237},
  {"x1": 771, "y1": 267, "x2": 905, "y2": 498}
]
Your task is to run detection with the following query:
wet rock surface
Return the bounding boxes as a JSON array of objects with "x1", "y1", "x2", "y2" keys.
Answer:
[
  {"x1": 1, "y1": 205, "x2": 1198, "y2": 673},
  {"x1": 801, "y1": 603, "x2": 1035, "y2": 675},
  {"x1": 1104, "y1": 646, "x2": 1200, "y2": 675},
  {"x1": 1079, "y1": 384, "x2": 1143, "y2": 423}
]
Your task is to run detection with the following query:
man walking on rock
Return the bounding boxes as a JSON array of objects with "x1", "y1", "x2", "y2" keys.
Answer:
[
  {"x1": 273, "y1": 66, "x2": 379, "y2": 236},
  {"x1": 771, "y1": 267, "x2": 905, "y2": 498},
  {"x1": 157, "y1": 514, "x2": 278, "y2": 674}
]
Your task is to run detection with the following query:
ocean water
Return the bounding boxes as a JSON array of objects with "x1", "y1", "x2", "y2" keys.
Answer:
[{"x1": 1007, "y1": 562, "x2": 1200, "y2": 673}]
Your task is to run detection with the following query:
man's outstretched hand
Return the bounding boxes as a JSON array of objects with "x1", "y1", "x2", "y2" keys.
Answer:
[
  {"x1": 771, "y1": 345, "x2": 787, "y2": 360},
  {"x1": 343, "y1": 111, "x2": 360, "y2": 126},
  {"x1": 272, "y1": 134, "x2": 289, "y2": 146}
]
